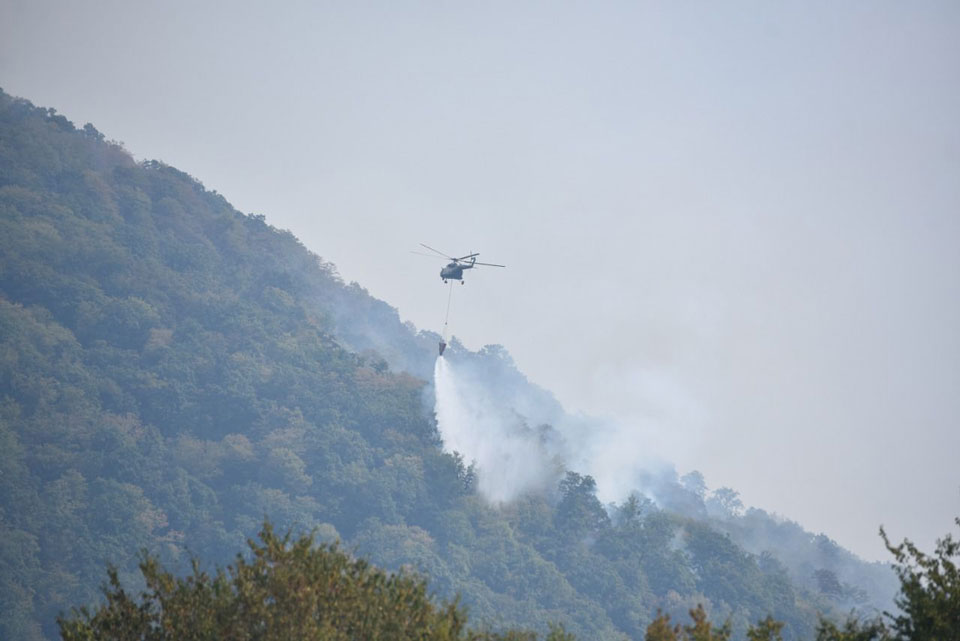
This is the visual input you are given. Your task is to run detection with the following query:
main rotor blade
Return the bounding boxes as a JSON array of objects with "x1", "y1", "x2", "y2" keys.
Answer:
[
  {"x1": 473, "y1": 261, "x2": 505, "y2": 267},
  {"x1": 420, "y1": 243, "x2": 455, "y2": 260},
  {"x1": 456, "y1": 253, "x2": 480, "y2": 261}
]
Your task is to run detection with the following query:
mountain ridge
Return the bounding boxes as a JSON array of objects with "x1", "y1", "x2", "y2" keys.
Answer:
[{"x1": 0, "y1": 89, "x2": 895, "y2": 641}]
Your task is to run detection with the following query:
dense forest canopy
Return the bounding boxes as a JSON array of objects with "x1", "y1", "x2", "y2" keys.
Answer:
[
  {"x1": 0, "y1": 89, "x2": 900, "y2": 640},
  {"x1": 58, "y1": 522, "x2": 577, "y2": 641},
  {"x1": 54, "y1": 518, "x2": 960, "y2": 640}
]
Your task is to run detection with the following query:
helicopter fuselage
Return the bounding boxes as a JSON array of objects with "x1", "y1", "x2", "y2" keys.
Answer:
[{"x1": 440, "y1": 261, "x2": 474, "y2": 281}]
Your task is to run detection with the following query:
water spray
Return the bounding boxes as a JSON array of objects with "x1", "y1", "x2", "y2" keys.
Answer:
[{"x1": 433, "y1": 356, "x2": 560, "y2": 503}]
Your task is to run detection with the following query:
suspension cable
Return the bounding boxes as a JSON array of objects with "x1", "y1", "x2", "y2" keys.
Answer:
[{"x1": 442, "y1": 281, "x2": 453, "y2": 341}]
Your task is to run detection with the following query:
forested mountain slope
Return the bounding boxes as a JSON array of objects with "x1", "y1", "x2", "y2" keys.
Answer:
[{"x1": 0, "y1": 90, "x2": 894, "y2": 641}]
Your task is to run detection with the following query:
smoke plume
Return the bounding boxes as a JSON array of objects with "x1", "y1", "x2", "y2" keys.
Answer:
[
  {"x1": 432, "y1": 351, "x2": 672, "y2": 505},
  {"x1": 433, "y1": 356, "x2": 563, "y2": 502}
]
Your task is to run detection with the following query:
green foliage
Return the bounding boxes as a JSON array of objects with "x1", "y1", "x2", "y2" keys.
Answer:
[
  {"x1": 0, "y1": 88, "x2": 889, "y2": 641},
  {"x1": 684, "y1": 604, "x2": 732, "y2": 641},
  {"x1": 556, "y1": 472, "x2": 610, "y2": 540},
  {"x1": 643, "y1": 607, "x2": 732, "y2": 641},
  {"x1": 881, "y1": 518, "x2": 960, "y2": 640},
  {"x1": 813, "y1": 517, "x2": 960, "y2": 641},
  {"x1": 58, "y1": 522, "x2": 562, "y2": 641},
  {"x1": 646, "y1": 610, "x2": 681, "y2": 641},
  {"x1": 748, "y1": 616, "x2": 785, "y2": 641},
  {"x1": 814, "y1": 617, "x2": 890, "y2": 641}
]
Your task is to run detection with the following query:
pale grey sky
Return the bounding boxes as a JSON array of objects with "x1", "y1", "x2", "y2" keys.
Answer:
[{"x1": 3, "y1": 0, "x2": 958, "y2": 561}]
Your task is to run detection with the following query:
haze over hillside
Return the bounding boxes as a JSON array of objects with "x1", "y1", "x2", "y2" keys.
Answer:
[
  {"x1": 0, "y1": 91, "x2": 905, "y2": 640},
  {"x1": 3, "y1": 2, "x2": 957, "y2": 564}
]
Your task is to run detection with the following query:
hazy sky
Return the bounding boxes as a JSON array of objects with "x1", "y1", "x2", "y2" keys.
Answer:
[{"x1": 3, "y1": 0, "x2": 958, "y2": 561}]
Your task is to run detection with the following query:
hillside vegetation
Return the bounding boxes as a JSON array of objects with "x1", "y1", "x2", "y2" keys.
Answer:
[
  {"x1": 0, "y1": 89, "x2": 895, "y2": 640},
  {"x1": 57, "y1": 516, "x2": 960, "y2": 641},
  {"x1": 58, "y1": 522, "x2": 579, "y2": 641}
]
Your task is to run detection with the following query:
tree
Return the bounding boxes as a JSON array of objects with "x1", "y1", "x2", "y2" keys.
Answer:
[
  {"x1": 556, "y1": 472, "x2": 610, "y2": 540},
  {"x1": 815, "y1": 617, "x2": 889, "y2": 641},
  {"x1": 881, "y1": 517, "x2": 960, "y2": 640},
  {"x1": 58, "y1": 522, "x2": 570, "y2": 641},
  {"x1": 617, "y1": 492, "x2": 654, "y2": 526},
  {"x1": 680, "y1": 471, "x2": 707, "y2": 500},
  {"x1": 645, "y1": 608, "x2": 790, "y2": 641},
  {"x1": 646, "y1": 610, "x2": 680, "y2": 641},
  {"x1": 747, "y1": 616, "x2": 785, "y2": 641},
  {"x1": 816, "y1": 516, "x2": 960, "y2": 641},
  {"x1": 644, "y1": 606, "x2": 731, "y2": 641},
  {"x1": 684, "y1": 604, "x2": 731, "y2": 641},
  {"x1": 815, "y1": 568, "x2": 844, "y2": 597},
  {"x1": 706, "y1": 487, "x2": 743, "y2": 517}
]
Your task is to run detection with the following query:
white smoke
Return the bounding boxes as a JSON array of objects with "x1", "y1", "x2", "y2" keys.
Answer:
[
  {"x1": 433, "y1": 356, "x2": 562, "y2": 502},
  {"x1": 433, "y1": 353, "x2": 673, "y2": 505},
  {"x1": 558, "y1": 412, "x2": 671, "y2": 505}
]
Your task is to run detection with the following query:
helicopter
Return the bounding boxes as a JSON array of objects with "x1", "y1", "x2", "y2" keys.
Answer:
[{"x1": 413, "y1": 244, "x2": 505, "y2": 284}]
